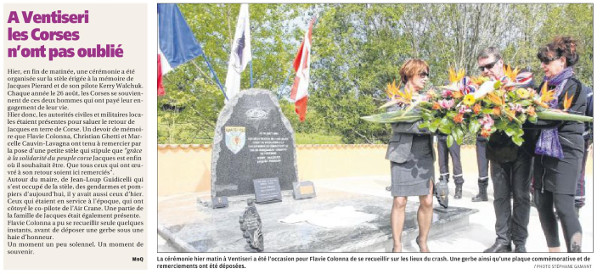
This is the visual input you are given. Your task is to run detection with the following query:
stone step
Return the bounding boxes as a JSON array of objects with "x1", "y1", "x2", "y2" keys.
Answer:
[{"x1": 158, "y1": 187, "x2": 476, "y2": 252}]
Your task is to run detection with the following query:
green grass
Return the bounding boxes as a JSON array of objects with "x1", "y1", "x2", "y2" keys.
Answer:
[
  {"x1": 294, "y1": 133, "x2": 343, "y2": 144},
  {"x1": 158, "y1": 124, "x2": 344, "y2": 145}
]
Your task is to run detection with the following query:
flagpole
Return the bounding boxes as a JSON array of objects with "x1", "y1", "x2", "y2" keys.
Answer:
[
  {"x1": 250, "y1": 60, "x2": 254, "y2": 88},
  {"x1": 191, "y1": 59, "x2": 227, "y2": 100},
  {"x1": 278, "y1": 67, "x2": 293, "y2": 99}
]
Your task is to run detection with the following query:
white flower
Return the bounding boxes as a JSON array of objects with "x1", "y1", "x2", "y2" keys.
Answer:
[{"x1": 473, "y1": 80, "x2": 500, "y2": 99}]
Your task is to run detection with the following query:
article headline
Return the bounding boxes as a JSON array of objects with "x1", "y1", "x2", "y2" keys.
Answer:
[{"x1": 6, "y1": 10, "x2": 124, "y2": 61}]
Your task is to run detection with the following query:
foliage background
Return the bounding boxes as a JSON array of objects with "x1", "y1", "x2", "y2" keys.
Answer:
[{"x1": 158, "y1": 3, "x2": 593, "y2": 144}]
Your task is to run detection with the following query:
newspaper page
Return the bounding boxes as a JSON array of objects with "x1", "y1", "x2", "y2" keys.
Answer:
[
  {"x1": 3, "y1": 3, "x2": 147, "y2": 269},
  {"x1": 1, "y1": 1, "x2": 599, "y2": 274}
]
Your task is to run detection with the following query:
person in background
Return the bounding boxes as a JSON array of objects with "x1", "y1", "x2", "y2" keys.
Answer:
[
  {"x1": 386, "y1": 59, "x2": 435, "y2": 253},
  {"x1": 532, "y1": 36, "x2": 586, "y2": 252},
  {"x1": 477, "y1": 47, "x2": 536, "y2": 253},
  {"x1": 574, "y1": 85, "x2": 592, "y2": 216},
  {"x1": 471, "y1": 136, "x2": 490, "y2": 202},
  {"x1": 436, "y1": 136, "x2": 464, "y2": 199}
]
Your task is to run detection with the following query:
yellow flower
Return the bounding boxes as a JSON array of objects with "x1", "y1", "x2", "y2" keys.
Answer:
[
  {"x1": 463, "y1": 94, "x2": 476, "y2": 106},
  {"x1": 540, "y1": 81, "x2": 555, "y2": 103},
  {"x1": 506, "y1": 109, "x2": 516, "y2": 121},
  {"x1": 486, "y1": 92, "x2": 504, "y2": 106},
  {"x1": 381, "y1": 80, "x2": 413, "y2": 108},
  {"x1": 516, "y1": 88, "x2": 530, "y2": 99},
  {"x1": 563, "y1": 92, "x2": 575, "y2": 111},
  {"x1": 448, "y1": 67, "x2": 465, "y2": 83},
  {"x1": 503, "y1": 64, "x2": 520, "y2": 82},
  {"x1": 471, "y1": 76, "x2": 489, "y2": 86},
  {"x1": 452, "y1": 91, "x2": 464, "y2": 99},
  {"x1": 385, "y1": 80, "x2": 401, "y2": 99},
  {"x1": 400, "y1": 85, "x2": 414, "y2": 104}
]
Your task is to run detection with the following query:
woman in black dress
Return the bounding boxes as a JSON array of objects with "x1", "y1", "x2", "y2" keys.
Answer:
[
  {"x1": 386, "y1": 59, "x2": 434, "y2": 252},
  {"x1": 533, "y1": 36, "x2": 587, "y2": 252}
]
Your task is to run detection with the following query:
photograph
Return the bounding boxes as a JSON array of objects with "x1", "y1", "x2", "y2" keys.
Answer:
[{"x1": 156, "y1": 3, "x2": 594, "y2": 254}]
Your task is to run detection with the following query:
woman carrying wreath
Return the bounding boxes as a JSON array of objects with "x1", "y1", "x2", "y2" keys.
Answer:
[
  {"x1": 532, "y1": 36, "x2": 587, "y2": 252},
  {"x1": 386, "y1": 59, "x2": 435, "y2": 252}
]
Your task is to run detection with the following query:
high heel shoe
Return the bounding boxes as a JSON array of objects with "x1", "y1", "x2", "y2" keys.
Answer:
[{"x1": 416, "y1": 237, "x2": 429, "y2": 252}]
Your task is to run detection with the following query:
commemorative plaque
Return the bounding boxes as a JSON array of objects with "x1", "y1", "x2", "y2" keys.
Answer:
[
  {"x1": 211, "y1": 89, "x2": 298, "y2": 198},
  {"x1": 253, "y1": 177, "x2": 282, "y2": 204},
  {"x1": 292, "y1": 181, "x2": 316, "y2": 200},
  {"x1": 211, "y1": 196, "x2": 229, "y2": 209},
  {"x1": 239, "y1": 199, "x2": 264, "y2": 251}
]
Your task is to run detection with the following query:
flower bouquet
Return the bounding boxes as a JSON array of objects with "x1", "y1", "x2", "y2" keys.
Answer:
[{"x1": 362, "y1": 66, "x2": 593, "y2": 147}]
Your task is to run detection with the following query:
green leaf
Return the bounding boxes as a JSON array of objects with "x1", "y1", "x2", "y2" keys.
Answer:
[
  {"x1": 428, "y1": 118, "x2": 441, "y2": 132},
  {"x1": 495, "y1": 120, "x2": 508, "y2": 130},
  {"x1": 516, "y1": 128, "x2": 524, "y2": 137},
  {"x1": 517, "y1": 100, "x2": 532, "y2": 106},
  {"x1": 511, "y1": 135, "x2": 524, "y2": 146},
  {"x1": 505, "y1": 127, "x2": 516, "y2": 137},
  {"x1": 469, "y1": 119, "x2": 481, "y2": 135},
  {"x1": 446, "y1": 134, "x2": 455, "y2": 148},
  {"x1": 439, "y1": 117, "x2": 453, "y2": 135},
  {"x1": 537, "y1": 110, "x2": 594, "y2": 123},
  {"x1": 494, "y1": 80, "x2": 502, "y2": 89},
  {"x1": 528, "y1": 115, "x2": 538, "y2": 124},
  {"x1": 452, "y1": 126, "x2": 464, "y2": 145}
]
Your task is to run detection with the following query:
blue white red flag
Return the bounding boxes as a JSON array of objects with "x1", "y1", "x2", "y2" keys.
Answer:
[
  {"x1": 157, "y1": 4, "x2": 203, "y2": 96},
  {"x1": 459, "y1": 76, "x2": 476, "y2": 95}
]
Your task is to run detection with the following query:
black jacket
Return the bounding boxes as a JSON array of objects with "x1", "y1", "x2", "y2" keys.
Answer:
[
  {"x1": 528, "y1": 78, "x2": 587, "y2": 150},
  {"x1": 486, "y1": 79, "x2": 537, "y2": 163}
]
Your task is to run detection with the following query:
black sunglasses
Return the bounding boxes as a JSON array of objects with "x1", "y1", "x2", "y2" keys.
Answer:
[
  {"x1": 478, "y1": 59, "x2": 498, "y2": 71},
  {"x1": 419, "y1": 72, "x2": 429, "y2": 78},
  {"x1": 540, "y1": 56, "x2": 560, "y2": 65}
]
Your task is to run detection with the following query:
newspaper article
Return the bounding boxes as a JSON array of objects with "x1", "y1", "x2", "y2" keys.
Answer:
[
  {"x1": 1, "y1": 1, "x2": 599, "y2": 274},
  {"x1": 3, "y1": 3, "x2": 146, "y2": 269}
]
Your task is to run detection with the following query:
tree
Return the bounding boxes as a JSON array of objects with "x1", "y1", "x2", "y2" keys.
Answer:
[
  {"x1": 158, "y1": 3, "x2": 593, "y2": 144},
  {"x1": 158, "y1": 4, "x2": 309, "y2": 144}
]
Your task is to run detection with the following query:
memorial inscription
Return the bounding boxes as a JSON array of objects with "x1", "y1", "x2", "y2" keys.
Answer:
[
  {"x1": 253, "y1": 177, "x2": 282, "y2": 204},
  {"x1": 239, "y1": 199, "x2": 264, "y2": 251},
  {"x1": 211, "y1": 89, "x2": 298, "y2": 198}
]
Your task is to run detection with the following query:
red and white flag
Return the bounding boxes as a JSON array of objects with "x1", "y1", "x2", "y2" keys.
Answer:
[{"x1": 290, "y1": 19, "x2": 314, "y2": 122}]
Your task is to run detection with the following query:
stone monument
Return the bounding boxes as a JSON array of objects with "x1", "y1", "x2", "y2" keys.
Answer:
[{"x1": 211, "y1": 89, "x2": 298, "y2": 198}]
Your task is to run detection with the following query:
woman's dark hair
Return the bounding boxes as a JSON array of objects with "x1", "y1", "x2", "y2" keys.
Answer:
[{"x1": 537, "y1": 36, "x2": 579, "y2": 67}]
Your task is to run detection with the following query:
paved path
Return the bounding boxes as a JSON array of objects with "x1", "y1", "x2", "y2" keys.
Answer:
[{"x1": 159, "y1": 171, "x2": 593, "y2": 253}]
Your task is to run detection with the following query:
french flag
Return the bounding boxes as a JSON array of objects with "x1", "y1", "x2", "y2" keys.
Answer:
[
  {"x1": 157, "y1": 4, "x2": 203, "y2": 96},
  {"x1": 290, "y1": 19, "x2": 314, "y2": 122}
]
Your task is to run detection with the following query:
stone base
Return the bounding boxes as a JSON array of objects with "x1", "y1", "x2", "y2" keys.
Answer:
[{"x1": 158, "y1": 186, "x2": 476, "y2": 252}]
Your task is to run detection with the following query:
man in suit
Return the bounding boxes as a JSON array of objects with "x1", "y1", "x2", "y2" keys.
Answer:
[{"x1": 478, "y1": 47, "x2": 535, "y2": 253}]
